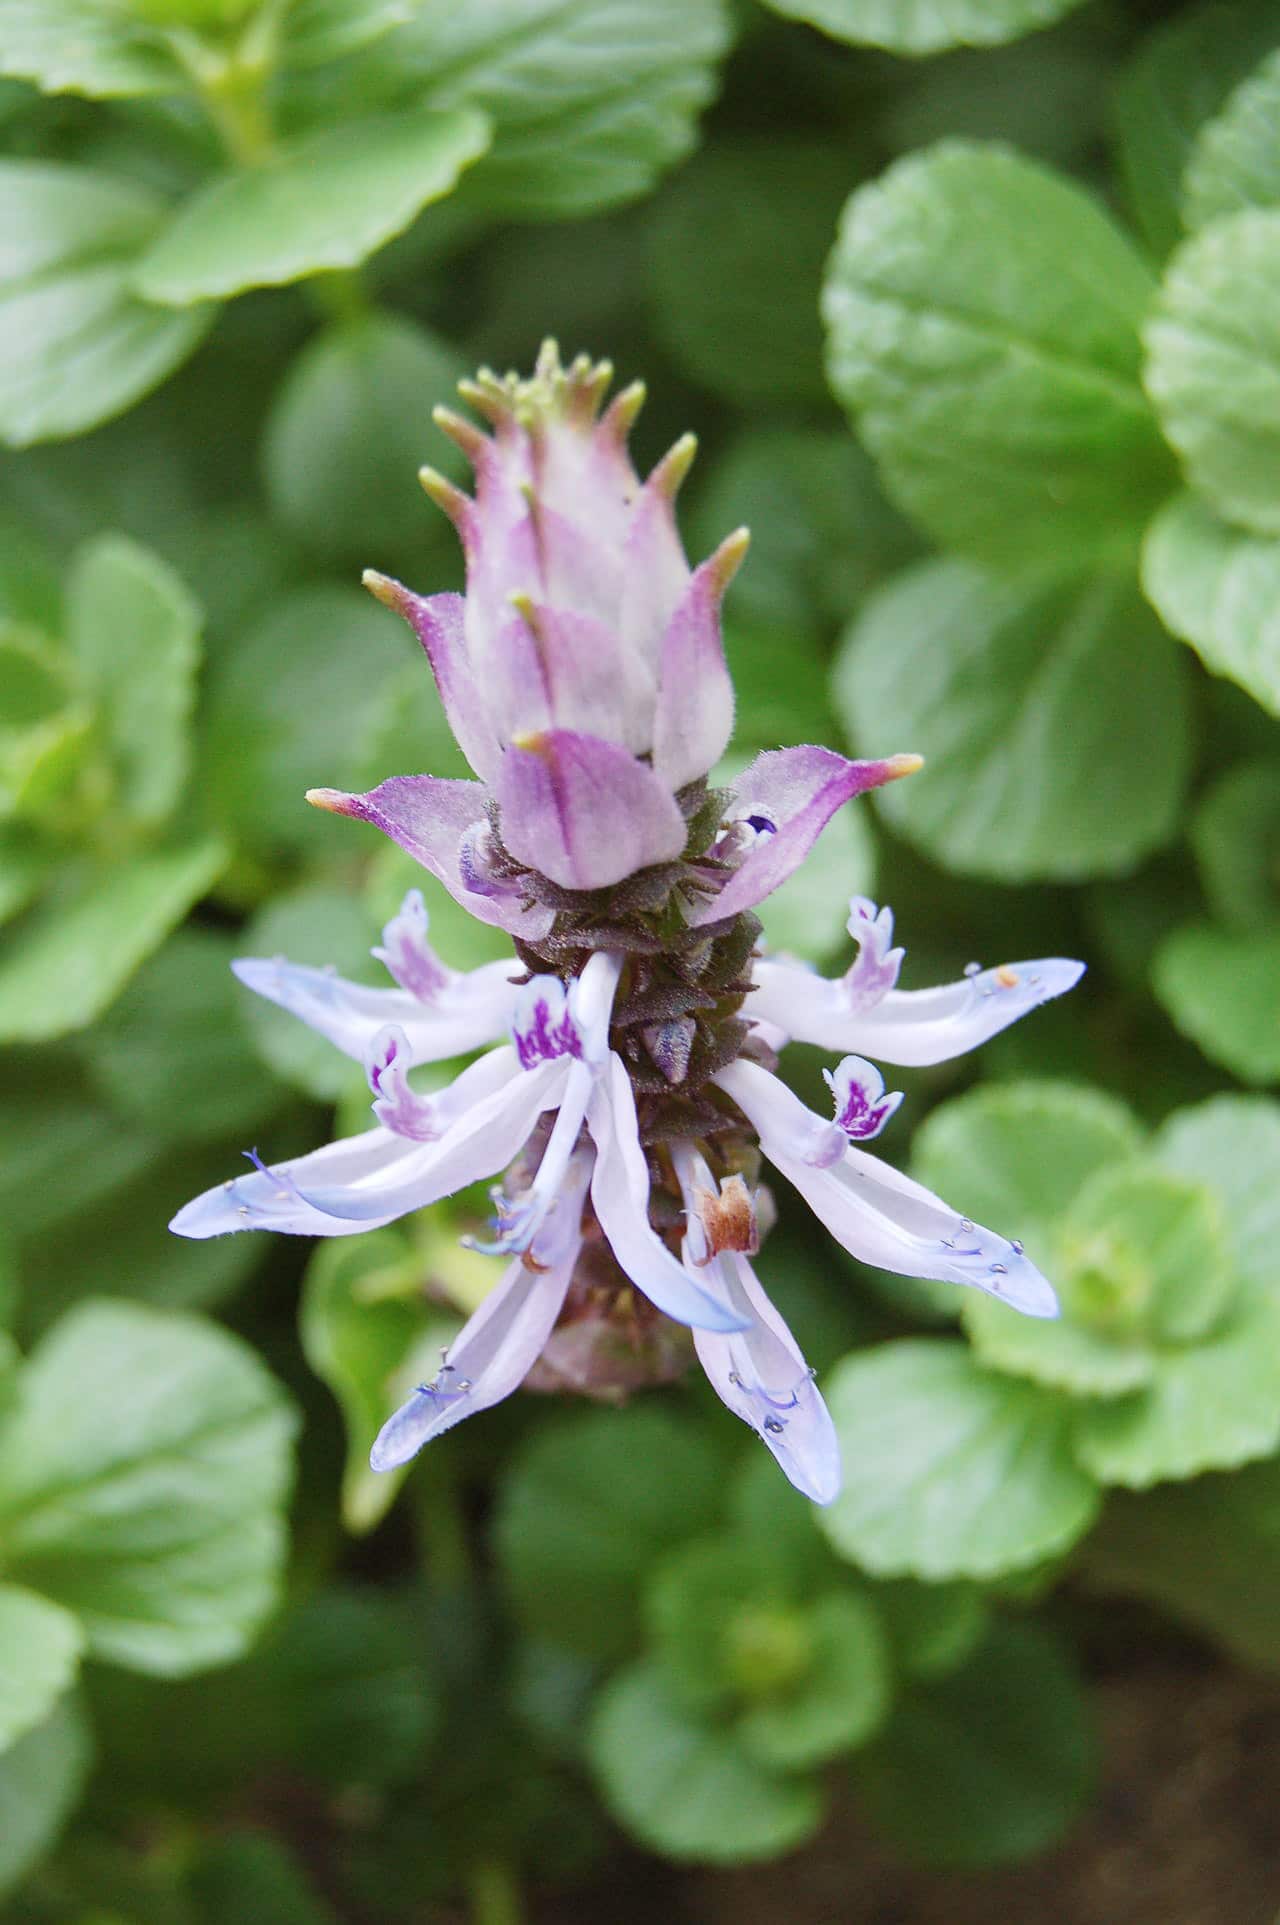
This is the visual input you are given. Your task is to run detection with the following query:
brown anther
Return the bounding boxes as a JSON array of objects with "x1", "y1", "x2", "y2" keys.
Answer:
[
  {"x1": 692, "y1": 1173, "x2": 759, "y2": 1262},
  {"x1": 996, "y1": 965, "x2": 1021, "y2": 988}
]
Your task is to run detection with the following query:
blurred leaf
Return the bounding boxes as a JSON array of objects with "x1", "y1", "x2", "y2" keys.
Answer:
[
  {"x1": 0, "y1": 0, "x2": 181, "y2": 98},
  {"x1": 204, "y1": 584, "x2": 414, "y2": 863},
  {"x1": 648, "y1": 139, "x2": 861, "y2": 408},
  {"x1": 346, "y1": 0, "x2": 733, "y2": 218},
  {"x1": 281, "y1": 0, "x2": 416, "y2": 67},
  {"x1": 354, "y1": 660, "x2": 471, "y2": 790},
  {"x1": 880, "y1": 29, "x2": 1107, "y2": 170},
  {"x1": 0, "y1": 1585, "x2": 84, "y2": 1753},
  {"x1": 760, "y1": 0, "x2": 1087, "y2": 54},
  {"x1": 65, "y1": 533, "x2": 201, "y2": 826},
  {"x1": 1192, "y1": 760, "x2": 1280, "y2": 931},
  {"x1": 1141, "y1": 490, "x2": 1280, "y2": 717},
  {"x1": 84, "y1": 925, "x2": 284, "y2": 1142},
  {"x1": 1184, "y1": 45, "x2": 1280, "y2": 228},
  {"x1": 821, "y1": 1339, "x2": 1100, "y2": 1580},
  {"x1": 646, "y1": 1535, "x2": 801, "y2": 1713},
  {"x1": 873, "y1": 1577, "x2": 986, "y2": 1682},
  {"x1": 1072, "y1": 1288, "x2": 1280, "y2": 1486},
  {"x1": 1112, "y1": 0, "x2": 1280, "y2": 257},
  {"x1": 0, "y1": 625, "x2": 93, "y2": 821},
  {"x1": 135, "y1": 110, "x2": 491, "y2": 305},
  {"x1": 0, "y1": 1300, "x2": 297, "y2": 1675},
  {"x1": 1152, "y1": 920, "x2": 1280, "y2": 1083},
  {"x1": 0, "y1": 161, "x2": 213, "y2": 447},
  {"x1": 301, "y1": 1230, "x2": 433, "y2": 1534},
  {"x1": 0, "y1": 1047, "x2": 158, "y2": 1240},
  {"x1": 824, "y1": 142, "x2": 1170, "y2": 574},
  {"x1": 0, "y1": 837, "x2": 227, "y2": 1042},
  {"x1": 262, "y1": 311, "x2": 465, "y2": 564},
  {"x1": 855, "y1": 1618, "x2": 1094, "y2": 1865},
  {"x1": 495, "y1": 1404, "x2": 729, "y2": 1661},
  {"x1": 688, "y1": 429, "x2": 920, "y2": 639},
  {"x1": 589, "y1": 1658, "x2": 824, "y2": 1863},
  {"x1": 737, "y1": 1591, "x2": 891, "y2": 1771},
  {"x1": 0, "y1": 513, "x2": 62, "y2": 630},
  {"x1": 963, "y1": 1294, "x2": 1155, "y2": 1400},
  {"x1": 187, "y1": 1832, "x2": 339, "y2": 1925},
  {"x1": 1145, "y1": 209, "x2": 1280, "y2": 537},
  {"x1": 1152, "y1": 1093, "x2": 1280, "y2": 1292},
  {"x1": 837, "y1": 559, "x2": 1191, "y2": 881},
  {"x1": 1084, "y1": 1454, "x2": 1280, "y2": 1672},
  {"x1": 0, "y1": 1695, "x2": 93, "y2": 1900},
  {"x1": 911, "y1": 1080, "x2": 1144, "y2": 1250},
  {"x1": 238, "y1": 885, "x2": 382, "y2": 1100}
]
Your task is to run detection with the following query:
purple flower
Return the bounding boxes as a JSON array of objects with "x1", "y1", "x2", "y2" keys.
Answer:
[{"x1": 172, "y1": 345, "x2": 1084, "y2": 1506}]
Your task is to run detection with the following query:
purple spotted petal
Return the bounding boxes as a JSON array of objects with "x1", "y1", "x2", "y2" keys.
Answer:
[
  {"x1": 824, "y1": 1055, "x2": 903, "y2": 1142},
  {"x1": 495, "y1": 730, "x2": 687, "y2": 891}
]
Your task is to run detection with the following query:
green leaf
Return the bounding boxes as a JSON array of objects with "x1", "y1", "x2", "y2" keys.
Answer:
[
  {"x1": 1192, "y1": 759, "x2": 1280, "y2": 930},
  {"x1": 1111, "y1": 0, "x2": 1280, "y2": 258},
  {"x1": 134, "y1": 109, "x2": 490, "y2": 305},
  {"x1": 238, "y1": 886, "x2": 381, "y2": 1101},
  {"x1": 1152, "y1": 920, "x2": 1280, "y2": 1083},
  {"x1": 589, "y1": 1659, "x2": 824, "y2": 1864},
  {"x1": 495, "y1": 1405, "x2": 729, "y2": 1661},
  {"x1": 300, "y1": 1231, "x2": 436, "y2": 1534},
  {"x1": 1072, "y1": 1289, "x2": 1280, "y2": 1486},
  {"x1": 0, "y1": 626, "x2": 93, "y2": 820},
  {"x1": 820, "y1": 1340, "x2": 1100, "y2": 1580},
  {"x1": 65, "y1": 533, "x2": 201, "y2": 826},
  {"x1": 375, "y1": 0, "x2": 733, "y2": 217},
  {"x1": 0, "y1": 1301, "x2": 298, "y2": 1675},
  {"x1": 758, "y1": 0, "x2": 1088, "y2": 55},
  {"x1": 855, "y1": 1619, "x2": 1094, "y2": 1866},
  {"x1": 837, "y1": 558, "x2": 1192, "y2": 880},
  {"x1": 0, "y1": 1696, "x2": 93, "y2": 1900},
  {"x1": 0, "y1": 1, "x2": 181, "y2": 98},
  {"x1": 687, "y1": 429, "x2": 920, "y2": 639},
  {"x1": 648, "y1": 139, "x2": 864, "y2": 409},
  {"x1": 262, "y1": 312, "x2": 466, "y2": 565},
  {"x1": 823, "y1": 142, "x2": 1170, "y2": 574},
  {"x1": 962, "y1": 1296, "x2": 1156, "y2": 1399},
  {"x1": 737, "y1": 1592, "x2": 891, "y2": 1771},
  {"x1": 1063, "y1": 1162, "x2": 1235, "y2": 1346},
  {"x1": 1141, "y1": 490, "x2": 1280, "y2": 717},
  {"x1": 0, "y1": 162, "x2": 212, "y2": 447},
  {"x1": 0, "y1": 838, "x2": 226, "y2": 1042},
  {"x1": 1152, "y1": 1094, "x2": 1280, "y2": 1293},
  {"x1": 83, "y1": 926, "x2": 284, "y2": 1143},
  {"x1": 874, "y1": 1578, "x2": 987, "y2": 1682},
  {"x1": 204, "y1": 584, "x2": 415, "y2": 863},
  {"x1": 281, "y1": 0, "x2": 415, "y2": 67},
  {"x1": 1084, "y1": 1455, "x2": 1280, "y2": 1673},
  {"x1": 0, "y1": 1047, "x2": 158, "y2": 1241},
  {"x1": 0, "y1": 1586, "x2": 84, "y2": 1754},
  {"x1": 1183, "y1": 46, "x2": 1280, "y2": 229},
  {"x1": 647, "y1": 1535, "x2": 804, "y2": 1713},
  {"x1": 911, "y1": 1081, "x2": 1144, "y2": 1250},
  {"x1": 188, "y1": 1831, "x2": 341, "y2": 1925},
  {"x1": 1145, "y1": 209, "x2": 1280, "y2": 537}
]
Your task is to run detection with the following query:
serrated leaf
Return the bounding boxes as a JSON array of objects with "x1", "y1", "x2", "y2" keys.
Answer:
[
  {"x1": 495, "y1": 1406, "x2": 729, "y2": 1662},
  {"x1": 737, "y1": 1591, "x2": 891, "y2": 1771},
  {"x1": 823, "y1": 142, "x2": 1170, "y2": 573},
  {"x1": 300, "y1": 1231, "x2": 436, "y2": 1535},
  {"x1": 0, "y1": 1587, "x2": 84, "y2": 1755},
  {"x1": 134, "y1": 108, "x2": 490, "y2": 305},
  {"x1": 1145, "y1": 209, "x2": 1280, "y2": 537},
  {"x1": 0, "y1": 625, "x2": 92, "y2": 820},
  {"x1": 835, "y1": 559, "x2": 1191, "y2": 881},
  {"x1": 1111, "y1": 0, "x2": 1280, "y2": 258},
  {"x1": 759, "y1": 0, "x2": 1087, "y2": 55},
  {"x1": 1141, "y1": 490, "x2": 1280, "y2": 717},
  {"x1": 0, "y1": 838, "x2": 226, "y2": 1042},
  {"x1": 1152, "y1": 920, "x2": 1280, "y2": 1084},
  {"x1": 0, "y1": 161, "x2": 212, "y2": 447},
  {"x1": 0, "y1": 0, "x2": 182, "y2": 98},
  {"x1": 65, "y1": 533, "x2": 201, "y2": 825},
  {"x1": 0, "y1": 1301, "x2": 297, "y2": 1675},
  {"x1": 1152, "y1": 1094, "x2": 1280, "y2": 1292},
  {"x1": 648, "y1": 139, "x2": 863, "y2": 409},
  {"x1": 1073, "y1": 1289, "x2": 1280, "y2": 1487},
  {"x1": 1183, "y1": 45, "x2": 1280, "y2": 229},
  {"x1": 911, "y1": 1080, "x2": 1144, "y2": 1249},
  {"x1": 589, "y1": 1659, "x2": 824, "y2": 1864},
  {"x1": 262, "y1": 312, "x2": 466, "y2": 565},
  {"x1": 0, "y1": 1696, "x2": 93, "y2": 1900},
  {"x1": 1060, "y1": 1162, "x2": 1235, "y2": 1346},
  {"x1": 821, "y1": 1340, "x2": 1100, "y2": 1580},
  {"x1": 855, "y1": 1619, "x2": 1094, "y2": 1867},
  {"x1": 1191, "y1": 759, "x2": 1280, "y2": 930},
  {"x1": 963, "y1": 1294, "x2": 1156, "y2": 1398}
]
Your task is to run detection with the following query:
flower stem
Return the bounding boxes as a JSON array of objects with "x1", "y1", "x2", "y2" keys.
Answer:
[{"x1": 467, "y1": 1859, "x2": 524, "y2": 1925}]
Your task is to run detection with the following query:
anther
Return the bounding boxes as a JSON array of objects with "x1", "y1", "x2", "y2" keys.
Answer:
[
  {"x1": 1011, "y1": 1238, "x2": 1025, "y2": 1255},
  {"x1": 990, "y1": 1261, "x2": 1008, "y2": 1275},
  {"x1": 763, "y1": 1416, "x2": 786, "y2": 1435}
]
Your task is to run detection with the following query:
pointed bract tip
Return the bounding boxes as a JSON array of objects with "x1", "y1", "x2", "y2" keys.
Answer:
[
  {"x1": 362, "y1": 568, "x2": 410, "y2": 614},
  {"x1": 305, "y1": 786, "x2": 353, "y2": 815},
  {"x1": 710, "y1": 525, "x2": 751, "y2": 590},
  {"x1": 432, "y1": 404, "x2": 488, "y2": 462},
  {"x1": 650, "y1": 432, "x2": 698, "y2": 498},
  {"x1": 604, "y1": 379, "x2": 646, "y2": 440},
  {"x1": 884, "y1": 753, "x2": 925, "y2": 780},
  {"x1": 419, "y1": 465, "x2": 472, "y2": 528}
]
